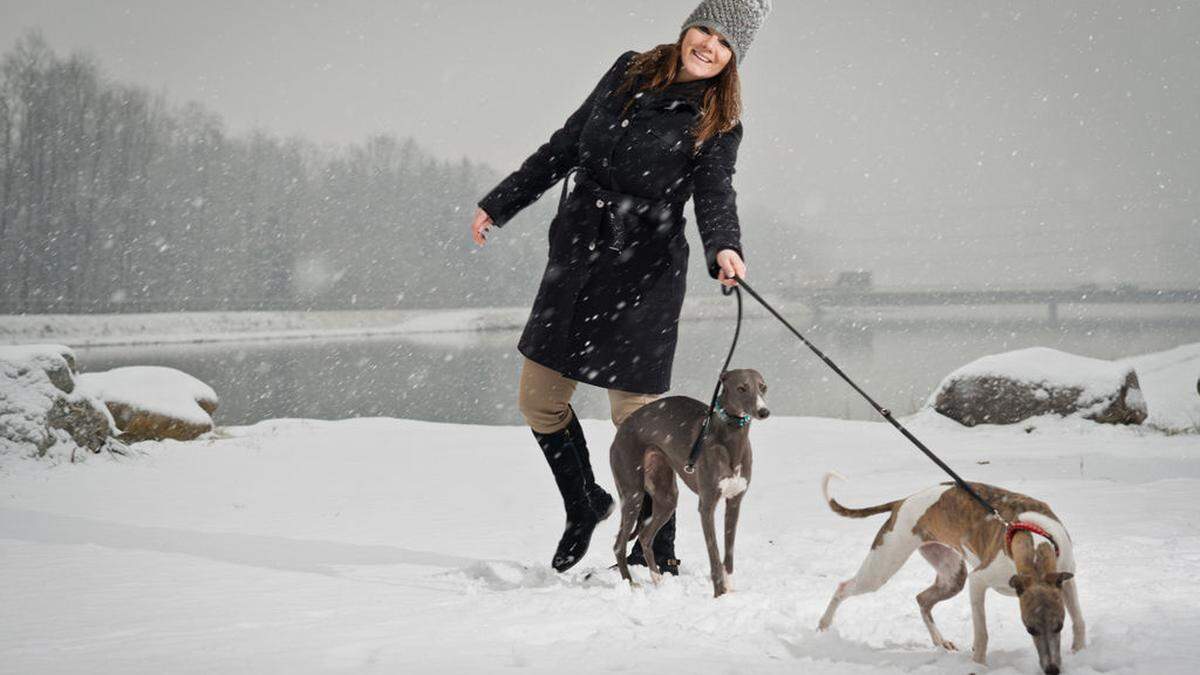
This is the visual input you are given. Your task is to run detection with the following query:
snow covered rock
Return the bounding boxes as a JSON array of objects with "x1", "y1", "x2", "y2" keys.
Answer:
[
  {"x1": 77, "y1": 366, "x2": 218, "y2": 441},
  {"x1": 0, "y1": 344, "x2": 119, "y2": 460},
  {"x1": 930, "y1": 346, "x2": 1148, "y2": 426}
]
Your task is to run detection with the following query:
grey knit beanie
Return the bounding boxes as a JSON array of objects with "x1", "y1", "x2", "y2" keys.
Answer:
[{"x1": 681, "y1": 0, "x2": 772, "y2": 65}]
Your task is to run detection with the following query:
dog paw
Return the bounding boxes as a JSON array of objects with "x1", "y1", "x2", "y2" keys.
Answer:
[
  {"x1": 724, "y1": 573, "x2": 735, "y2": 592},
  {"x1": 650, "y1": 571, "x2": 663, "y2": 585},
  {"x1": 935, "y1": 639, "x2": 957, "y2": 652}
]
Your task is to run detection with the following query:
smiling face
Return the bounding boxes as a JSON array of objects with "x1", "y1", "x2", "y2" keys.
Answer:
[{"x1": 678, "y1": 25, "x2": 733, "y2": 81}]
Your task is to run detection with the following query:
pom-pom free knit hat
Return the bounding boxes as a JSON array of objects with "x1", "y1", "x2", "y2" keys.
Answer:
[{"x1": 680, "y1": 0, "x2": 772, "y2": 65}]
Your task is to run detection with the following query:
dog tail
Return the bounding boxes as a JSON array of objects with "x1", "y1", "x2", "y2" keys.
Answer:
[{"x1": 822, "y1": 472, "x2": 899, "y2": 519}]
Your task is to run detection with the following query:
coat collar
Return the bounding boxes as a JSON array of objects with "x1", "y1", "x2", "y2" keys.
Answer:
[{"x1": 636, "y1": 77, "x2": 709, "y2": 113}]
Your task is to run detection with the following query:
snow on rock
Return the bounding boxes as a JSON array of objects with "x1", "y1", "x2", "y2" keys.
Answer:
[
  {"x1": 0, "y1": 344, "x2": 118, "y2": 461},
  {"x1": 77, "y1": 366, "x2": 218, "y2": 441},
  {"x1": 930, "y1": 347, "x2": 1148, "y2": 427},
  {"x1": 1121, "y1": 342, "x2": 1200, "y2": 432}
]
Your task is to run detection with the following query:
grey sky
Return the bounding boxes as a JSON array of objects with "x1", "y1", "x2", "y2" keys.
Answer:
[{"x1": 2, "y1": 0, "x2": 1197, "y2": 286}]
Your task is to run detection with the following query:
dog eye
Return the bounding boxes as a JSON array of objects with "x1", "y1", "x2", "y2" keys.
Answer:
[
  {"x1": 1026, "y1": 626, "x2": 1038, "y2": 636},
  {"x1": 1054, "y1": 623, "x2": 1063, "y2": 633},
  {"x1": 759, "y1": 384, "x2": 767, "y2": 393}
]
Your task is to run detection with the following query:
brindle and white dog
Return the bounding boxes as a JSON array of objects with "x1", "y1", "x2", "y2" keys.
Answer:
[{"x1": 818, "y1": 473, "x2": 1085, "y2": 674}]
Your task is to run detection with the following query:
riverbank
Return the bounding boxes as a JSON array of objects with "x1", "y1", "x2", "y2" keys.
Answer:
[
  {"x1": 0, "y1": 299, "x2": 787, "y2": 348},
  {"x1": 4, "y1": 300, "x2": 1196, "y2": 348}
]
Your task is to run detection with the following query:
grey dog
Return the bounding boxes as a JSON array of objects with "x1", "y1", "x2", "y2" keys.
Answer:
[{"x1": 609, "y1": 369, "x2": 769, "y2": 597}]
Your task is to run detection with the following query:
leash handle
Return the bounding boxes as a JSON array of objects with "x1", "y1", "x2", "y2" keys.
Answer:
[
  {"x1": 730, "y1": 274, "x2": 1002, "y2": 519},
  {"x1": 684, "y1": 283, "x2": 743, "y2": 474}
]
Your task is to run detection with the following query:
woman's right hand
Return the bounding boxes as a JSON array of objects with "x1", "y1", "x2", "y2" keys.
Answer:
[{"x1": 470, "y1": 207, "x2": 494, "y2": 246}]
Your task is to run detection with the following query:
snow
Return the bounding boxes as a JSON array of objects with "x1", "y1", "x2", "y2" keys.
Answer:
[
  {"x1": 926, "y1": 343, "x2": 1200, "y2": 433},
  {"x1": 2, "y1": 409, "x2": 1198, "y2": 673},
  {"x1": 931, "y1": 346, "x2": 1135, "y2": 405},
  {"x1": 1121, "y1": 343, "x2": 1200, "y2": 432},
  {"x1": 0, "y1": 343, "x2": 76, "y2": 367},
  {"x1": 76, "y1": 366, "x2": 218, "y2": 427},
  {"x1": 0, "y1": 344, "x2": 117, "y2": 460}
]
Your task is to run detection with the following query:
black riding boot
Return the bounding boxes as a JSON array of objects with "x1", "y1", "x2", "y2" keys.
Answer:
[
  {"x1": 532, "y1": 406, "x2": 614, "y2": 572},
  {"x1": 626, "y1": 493, "x2": 680, "y2": 575}
]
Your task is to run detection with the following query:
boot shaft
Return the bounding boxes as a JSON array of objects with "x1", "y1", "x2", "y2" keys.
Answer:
[{"x1": 532, "y1": 409, "x2": 602, "y2": 521}]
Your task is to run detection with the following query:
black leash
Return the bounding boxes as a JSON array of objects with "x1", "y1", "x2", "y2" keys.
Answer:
[
  {"x1": 692, "y1": 275, "x2": 1005, "y2": 522},
  {"x1": 683, "y1": 284, "x2": 742, "y2": 474}
]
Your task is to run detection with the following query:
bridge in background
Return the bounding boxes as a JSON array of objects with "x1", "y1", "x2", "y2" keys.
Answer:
[{"x1": 789, "y1": 287, "x2": 1200, "y2": 322}]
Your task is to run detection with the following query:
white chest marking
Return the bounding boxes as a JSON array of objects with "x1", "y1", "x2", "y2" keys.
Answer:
[{"x1": 718, "y1": 465, "x2": 748, "y2": 499}]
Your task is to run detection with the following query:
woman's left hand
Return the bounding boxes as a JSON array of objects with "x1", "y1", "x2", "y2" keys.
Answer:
[{"x1": 716, "y1": 249, "x2": 746, "y2": 288}]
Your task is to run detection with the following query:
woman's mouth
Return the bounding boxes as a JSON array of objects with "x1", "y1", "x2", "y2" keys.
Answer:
[{"x1": 691, "y1": 49, "x2": 713, "y2": 65}]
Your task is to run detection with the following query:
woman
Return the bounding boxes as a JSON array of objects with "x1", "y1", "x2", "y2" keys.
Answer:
[{"x1": 469, "y1": 0, "x2": 772, "y2": 573}]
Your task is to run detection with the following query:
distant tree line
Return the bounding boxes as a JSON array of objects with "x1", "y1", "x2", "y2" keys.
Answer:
[{"x1": 0, "y1": 31, "x2": 555, "y2": 313}]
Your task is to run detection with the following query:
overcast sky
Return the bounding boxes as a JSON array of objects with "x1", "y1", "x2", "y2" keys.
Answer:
[{"x1": 2, "y1": 0, "x2": 1197, "y2": 286}]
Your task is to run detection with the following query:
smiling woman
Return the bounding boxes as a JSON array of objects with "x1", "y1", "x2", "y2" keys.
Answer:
[{"x1": 466, "y1": 0, "x2": 772, "y2": 576}]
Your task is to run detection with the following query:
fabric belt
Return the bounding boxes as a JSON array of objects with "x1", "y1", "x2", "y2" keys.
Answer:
[{"x1": 558, "y1": 166, "x2": 684, "y2": 252}]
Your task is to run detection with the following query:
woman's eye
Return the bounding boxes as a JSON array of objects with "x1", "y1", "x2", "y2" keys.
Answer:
[
  {"x1": 720, "y1": 39, "x2": 731, "y2": 49},
  {"x1": 699, "y1": 26, "x2": 711, "y2": 34}
]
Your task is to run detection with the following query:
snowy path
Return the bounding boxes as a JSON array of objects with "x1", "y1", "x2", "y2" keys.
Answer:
[{"x1": 2, "y1": 414, "x2": 1198, "y2": 673}]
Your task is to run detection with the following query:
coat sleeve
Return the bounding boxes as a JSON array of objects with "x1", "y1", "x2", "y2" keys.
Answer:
[
  {"x1": 692, "y1": 121, "x2": 744, "y2": 279},
  {"x1": 477, "y1": 51, "x2": 636, "y2": 228}
]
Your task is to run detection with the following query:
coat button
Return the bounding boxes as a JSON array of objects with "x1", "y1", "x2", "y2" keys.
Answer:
[
  {"x1": 595, "y1": 199, "x2": 605, "y2": 208},
  {"x1": 621, "y1": 119, "x2": 630, "y2": 127}
]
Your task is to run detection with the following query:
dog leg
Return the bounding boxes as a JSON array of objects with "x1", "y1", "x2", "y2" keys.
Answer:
[
  {"x1": 1063, "y1": 576, "x2": 1086, "y2": 652},
  {"x1": 818, "y1": 528, "x2": 919, "y2": 630},
  {"x1": 723, "y1": 493, "x2": 744, "y2": 591},
  {"x1": 698, "y1": 491, "x2": 726, "y2": 597},
  {"x1": 613, "y1": 491, "x2": 644, "y2": 585},
  {"x1": 638, "y1": 466, "x2": 677, "y2": 584},
  {"x1": 916, "y1": 542, "x2": 967, "y2": 651},
  {"x1": 969, "y1": 575, "x2": 989, "y2": 665}
]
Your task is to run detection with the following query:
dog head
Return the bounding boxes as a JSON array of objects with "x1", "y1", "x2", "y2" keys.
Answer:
[
  {"x1": 1009, "y1": 544, "x2": 1073, "y2": 674},
  {"x1": 719, "y1": 369, "x2": 770, "y2": 421}
]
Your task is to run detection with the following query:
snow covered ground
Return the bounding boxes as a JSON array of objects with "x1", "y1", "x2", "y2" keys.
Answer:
[{"x1": 2, "y1": 407, "x2": 1198, "y2": 673}]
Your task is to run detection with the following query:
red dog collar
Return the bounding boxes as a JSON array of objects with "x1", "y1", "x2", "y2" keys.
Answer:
[{"x1": 1005, "y1": 521, "x2": 1061, "y2": 557}]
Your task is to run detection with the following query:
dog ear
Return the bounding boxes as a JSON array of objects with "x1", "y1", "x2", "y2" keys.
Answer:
[
  {"x1": 1045, "y1": 572, "x2": 1074, "y2": 588},
  {"x1": 1009, "y1": 574, "x2": 1031, "y2": 595}
]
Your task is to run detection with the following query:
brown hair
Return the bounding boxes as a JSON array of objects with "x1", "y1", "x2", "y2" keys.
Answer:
[{"x1": 616, "y1": 33, "x2": 742, "y2": 154}]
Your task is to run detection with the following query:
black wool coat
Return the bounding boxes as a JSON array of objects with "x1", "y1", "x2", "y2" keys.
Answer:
[{"x1": 478, "y1": 50, "x2": 744, "y2": 394}]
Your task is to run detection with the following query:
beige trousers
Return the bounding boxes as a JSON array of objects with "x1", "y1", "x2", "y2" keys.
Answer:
[{"x1": 518, "y1": 357, "x2": 660, "y2": 434}]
